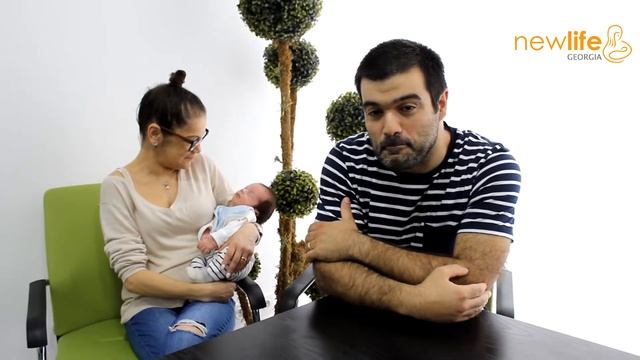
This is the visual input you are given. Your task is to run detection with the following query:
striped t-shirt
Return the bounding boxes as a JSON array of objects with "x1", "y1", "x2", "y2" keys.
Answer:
[{"x1": 316, "y1": 123, "x2": 521, "y2": 256}]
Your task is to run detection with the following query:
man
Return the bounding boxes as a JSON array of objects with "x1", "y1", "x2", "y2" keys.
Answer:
[{"x1": 305, "y1": 39, "x2": 521, "y2": 322}]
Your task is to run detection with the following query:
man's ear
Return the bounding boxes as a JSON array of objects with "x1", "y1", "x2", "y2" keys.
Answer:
[{"x1": 437, "y1": 89, "x2": 449, "y2": 120}]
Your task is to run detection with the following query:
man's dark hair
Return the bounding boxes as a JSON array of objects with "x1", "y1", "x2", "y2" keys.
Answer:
[
  {"x1": 255, "y1": 184, "x2": 277, "y2": 224},
  {"x1": 355, "y1": 39, "x2": 447, "y2": 112}
]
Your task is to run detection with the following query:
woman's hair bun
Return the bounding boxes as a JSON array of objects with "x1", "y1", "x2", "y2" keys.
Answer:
[{"x1": 169, "y1": 70, "x2": 187, "y2": 87}]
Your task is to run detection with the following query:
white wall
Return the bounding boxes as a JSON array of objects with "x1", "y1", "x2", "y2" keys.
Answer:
[{"x1": 1, "y1": 0, "x2": 638, "y2": 359}]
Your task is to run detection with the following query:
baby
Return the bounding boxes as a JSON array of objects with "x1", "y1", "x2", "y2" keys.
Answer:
[{"x1": 187, "y1": 183, "x2": 276, "y2": 282}]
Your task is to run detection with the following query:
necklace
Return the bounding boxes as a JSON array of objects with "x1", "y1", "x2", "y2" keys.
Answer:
[{"x1": 160, "y1": 171, "x2": 177, "y2": 191}]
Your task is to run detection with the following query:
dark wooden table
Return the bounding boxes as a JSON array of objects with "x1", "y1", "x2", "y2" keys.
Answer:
[{"x1": 166, "y1": 296, "x2": 638, "y2": 360}]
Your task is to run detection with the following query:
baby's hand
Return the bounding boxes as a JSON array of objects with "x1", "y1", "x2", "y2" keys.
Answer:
[{"x1": 198, "y1": 229, "x2": 218, "y2": 253}]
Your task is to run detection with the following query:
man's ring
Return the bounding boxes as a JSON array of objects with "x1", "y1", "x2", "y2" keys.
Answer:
[
  {"x1": 307, "y1": 242, "x2": 312, "y2": 250},
  {"x1": 240, "y1": 256, "x2": 247, "y2": 262}
]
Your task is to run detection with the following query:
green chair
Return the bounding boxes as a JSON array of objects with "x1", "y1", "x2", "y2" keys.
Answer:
[{"x1": 26, "y1": 184, "x2": 266, "y2": 360}]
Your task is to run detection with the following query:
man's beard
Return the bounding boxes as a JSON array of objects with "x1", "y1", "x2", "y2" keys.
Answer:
[{"x1": 373, "y1": 129, "x2": 437, "y2": 172}]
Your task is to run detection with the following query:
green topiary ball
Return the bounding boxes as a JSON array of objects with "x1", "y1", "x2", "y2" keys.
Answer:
[
  {"x1": 325, "y1": 91, "x2": 365, "y2": 142},
  {"x1": 264, "y1": 39, "x2": 319, "y2": 89},
  {"x1": 248, "y1": 252, "x2": 261, "y2": 280},
  {"x1": 238, "y1": 0, "x2": 322, "y2": 41},
  {"x1": 271, "y1": 169, "x2": 319, "y2": 218}
]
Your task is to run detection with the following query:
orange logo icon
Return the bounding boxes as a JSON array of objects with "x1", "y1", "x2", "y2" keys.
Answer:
[{"x1": 603, "y1": 25, "x2": 632, "y2": 63}]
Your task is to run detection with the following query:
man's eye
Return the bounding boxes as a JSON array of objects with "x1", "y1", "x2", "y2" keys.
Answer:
[
  {"x1": 366, "y1": 109, "x2": 382, "y2": 117},
  {"x1": 400, "y1": 104, "x2": 416, "y2": 113}
]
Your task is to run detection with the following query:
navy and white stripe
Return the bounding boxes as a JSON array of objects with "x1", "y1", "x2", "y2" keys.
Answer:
[{"x1": 316, "y1": 124, "x2": 521, "y2": 256}]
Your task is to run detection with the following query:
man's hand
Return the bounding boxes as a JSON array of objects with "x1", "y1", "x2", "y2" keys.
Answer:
[
  {"x1": 306, "y1": 197, "x2": 361, "y2": 262},
  {"x1": 197, "y1": 228, "x2": 218, "y2": 253},
  {"x1": 220, "y1": 223, "x2": 257, "y2": 273},
  {"x1": 403, "y1": 264, "x2": 491, "y2": 322}
]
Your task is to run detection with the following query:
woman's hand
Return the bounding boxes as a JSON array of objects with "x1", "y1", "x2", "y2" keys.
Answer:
[
  {"x1": 191, "y1": 281, "x2": 237, "y2": 302},
  {"x1": 220, "y1": 223, "x2": 258, "y2": 273}
]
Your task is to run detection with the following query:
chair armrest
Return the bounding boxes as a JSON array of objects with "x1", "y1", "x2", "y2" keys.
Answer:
[
  {"x1": 236, "y1": 277, "x2": 266, "y2": 311},
  {"x1": 26, "y1": 279, "x2": 49, "y2": 348},
  {"x1": 276, "y1": 265, "x2": 316, "y2": 314},
  {"x1": 496, "y1": 268, "x2": 514, "y2": 318}
]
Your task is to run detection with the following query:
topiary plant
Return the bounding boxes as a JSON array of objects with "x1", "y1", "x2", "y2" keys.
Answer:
[
  {"x1": 238, "y1": 0, "x2": 323, "y2": 311},
  {"x1": 264, "y1": 39, "x2": 319, "y2": 89},
  {"x1": 271, "y1": 169, "x2": 319, "y2": 219},
  {"x1": 248, "y1": 252, "x2": 261, "y2": 281},
  {"x1": 325, "y1": 91, "x2": 365, "y2": 142},
  {"x1": 238, "y1": 0, "x2": 322, "y2": 41}
]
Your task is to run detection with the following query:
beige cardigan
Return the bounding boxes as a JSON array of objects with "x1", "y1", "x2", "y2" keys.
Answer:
[{"x1": 100, "y1": 154, "x2": 234, "y2": 323}]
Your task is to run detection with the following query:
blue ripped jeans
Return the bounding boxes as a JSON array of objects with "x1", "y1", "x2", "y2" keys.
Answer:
[{"x1": 124, "y1": 299, "x2": 235, "y2": 360}]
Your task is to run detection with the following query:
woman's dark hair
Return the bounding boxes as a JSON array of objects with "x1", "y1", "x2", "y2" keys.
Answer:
[
  {"x1": 354, "y1": 39, "x2": 447, "y2": 112},
  {"x1": 137, "y1": 70, "x2": 206, "y2": 138},
  {"x1": 255, "y1": 184, "x2": 277, "y2": 225}
]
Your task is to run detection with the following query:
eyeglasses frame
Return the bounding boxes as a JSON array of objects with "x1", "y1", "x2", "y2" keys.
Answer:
[{"x1": 160, "y1": 126, "x2": 209, "y2": 152}]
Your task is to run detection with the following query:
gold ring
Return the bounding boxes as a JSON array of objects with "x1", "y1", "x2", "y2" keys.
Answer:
[{"x1": 240, "y1": 256, "x2": 247, "y2": 262}]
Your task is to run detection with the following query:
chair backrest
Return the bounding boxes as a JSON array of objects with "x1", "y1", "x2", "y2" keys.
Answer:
[{"x1": 44, "y1": 184, "x2": 122, "y2": 337}]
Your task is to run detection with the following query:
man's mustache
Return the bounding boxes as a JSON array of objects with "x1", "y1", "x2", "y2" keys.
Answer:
[{"x1": 380, "y1": 135, "x2": 413, "y2": 150}]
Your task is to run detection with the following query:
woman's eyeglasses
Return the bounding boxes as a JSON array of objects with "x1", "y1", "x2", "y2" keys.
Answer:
[{"x1": 160, "y1": 127, "x2": 209, "y2": 152}]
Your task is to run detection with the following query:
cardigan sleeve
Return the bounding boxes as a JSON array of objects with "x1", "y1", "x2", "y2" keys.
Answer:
[{"x1": 100, "y1": 176, "x2": 147, "y2": 282}]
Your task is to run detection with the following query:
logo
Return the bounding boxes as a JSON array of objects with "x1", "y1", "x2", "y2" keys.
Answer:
[{"x1": 514, "y1": 24, "x2": 632, "y2": 63}]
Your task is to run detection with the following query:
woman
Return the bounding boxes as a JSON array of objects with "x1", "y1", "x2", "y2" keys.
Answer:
[{"x1": 100, "y1": 70, "x2": 259, "y2": 359}]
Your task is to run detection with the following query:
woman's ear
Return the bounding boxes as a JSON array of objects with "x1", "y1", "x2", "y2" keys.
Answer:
[{"x1": 146, "y1": 123, "x2": 163, "y2": 147}]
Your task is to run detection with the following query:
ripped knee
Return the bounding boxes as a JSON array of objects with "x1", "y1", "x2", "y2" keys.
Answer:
[{"x1": 169, "y1": 319, "x2": 207, "y2": 337}]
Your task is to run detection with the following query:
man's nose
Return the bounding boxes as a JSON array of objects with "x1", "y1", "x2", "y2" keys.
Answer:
[{"x1": 381, "y1": 112, "x2": 402, "y2": 137}]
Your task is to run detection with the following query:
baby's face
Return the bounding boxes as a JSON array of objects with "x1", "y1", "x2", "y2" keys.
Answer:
[{"x1": 229, "y1": 183, "x2": 270, "y2": 208}]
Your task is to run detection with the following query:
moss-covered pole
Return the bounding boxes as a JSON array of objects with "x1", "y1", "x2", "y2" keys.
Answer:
[{"x1": 277, "y1": 40, "x2": 294, "y2": 169}]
